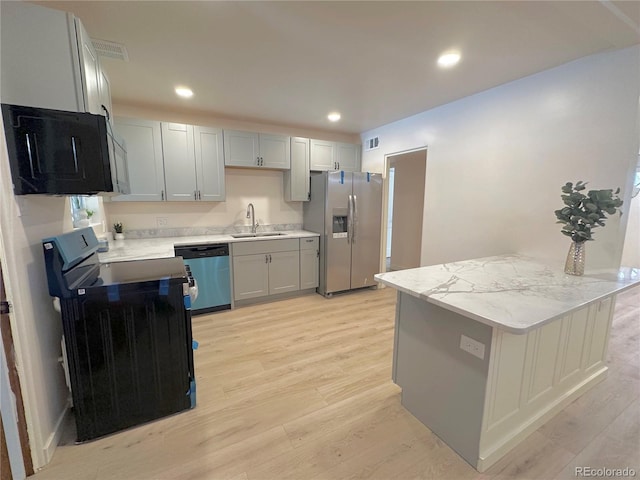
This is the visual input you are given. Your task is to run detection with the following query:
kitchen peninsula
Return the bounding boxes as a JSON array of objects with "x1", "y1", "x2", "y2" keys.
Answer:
[{"x1": 375, "y1": 254, "x2": 639, "y2": 472}]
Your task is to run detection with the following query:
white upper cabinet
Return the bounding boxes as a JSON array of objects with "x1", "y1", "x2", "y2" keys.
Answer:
[
  {"x1": 112, "y1": 118, "x2": 165, "y2": 202},
  {"x1": 259, "y1": 134, "x2": 291, "y2": 169},
  {"x1": 98, "y1": 65, "x2": 114, "y2": 124},
  {"x1": 224, "y1": 130, "x2": 291, "y2": 169},
  {"x1": 113, "y1": 118, "x2": 225, "y2": 203},
  {"x1": 336, "y1": 142, "x2": 361, "y2": 172},
  {"x1": 310, "y1": 139, "x2": 336, "y2": 171},
  {"x1": 0, "y1": 2, "x2": 111, "y2": 119},
  {"x1": 162, "y1": 123, "x2": 198, "y2": 201},
  {"x1": 194, "y1": 126, "x2": 225, "y2": 202},
  {"x1": 284, "y1": 137, "x2": 310, "y2": 202},
  {"x1": 310, "y1": 139, "x2": 361, "y2": 172},
  {"x1": 75, "y1": 18, "x2": 102, "y2": 116}
]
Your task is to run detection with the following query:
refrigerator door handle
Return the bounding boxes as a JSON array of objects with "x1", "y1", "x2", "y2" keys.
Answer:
[
  {"x1": 347, "y1": 194, "x2": 353, "y2": 244},
  {"x1": 352, "y1": 194, "x2": 357, "y2": 243}
]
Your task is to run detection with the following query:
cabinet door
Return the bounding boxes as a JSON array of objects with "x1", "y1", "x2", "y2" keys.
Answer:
[
  {"x1": 0, "y1": 2, "x2": 85, "y2": 112},
  {"x1": 112, "y1": 118, "x2": 165, "y2": 202},
  {"x1": 300, "y1": 248, "x2": 319, "y2": 290},
  {"x1": 98, "y1": 65, "x2": 113, "y2": 124},
  {"x1": 162, "y1": 123, "x2": 197, "y2": 201},
  {"x1": 224, "y1": 130, "x2": 260, "y2": 167},
  {"x1": 284, "y1": 137, "x2": 310, "y2": 201},
  {"x1": 75, "y1": 18, "x2": 102, "y2": 115},
  {"x1": 336, "y1": 143, "x2": 361, "y2": 172},
  {"x1": 269, "y1": 250, "x2": 300, "y2": 295},
  {"x1": 259, "y1": 134, "x2": 291, "y2": 169},
  {"x1": 233, "y1": 254, "x2": 270, "y2": 301},
  {"x1": 194, "y1": 126, "x2": 225, "y2": 202},
  {"x1": 310, "y1": 139, "x2": 336, "y2": 171}
]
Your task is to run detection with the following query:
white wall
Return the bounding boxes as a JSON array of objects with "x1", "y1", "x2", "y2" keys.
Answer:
[
  {"x1": 106, "y1": 168, "x2": 302, "y2": 232},
  {"x1": 0, "y1": 114, "x2": 71, "y2": 470},
  {"x1": 361, "y1": 46, "x2": 640, "y2": 270},
  {"x1": 106, "y1": 103, "x2": 360, "y2": 233}
]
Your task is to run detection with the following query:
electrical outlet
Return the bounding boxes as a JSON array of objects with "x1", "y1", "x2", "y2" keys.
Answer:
[
  {"x1": 460, "y1": 334, "x2": 485, "y2": 360},
  {"x1": 157, "y1": 217, "x2": 168, "y2": 227}
]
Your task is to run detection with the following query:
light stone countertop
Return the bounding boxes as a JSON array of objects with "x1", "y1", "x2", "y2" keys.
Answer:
[
  {"x1": 98, "y1": 230, "x2": 320, "y2": 263},
  {"x1": 374, "y1": 253, "x2": 640, "y2": 334}
]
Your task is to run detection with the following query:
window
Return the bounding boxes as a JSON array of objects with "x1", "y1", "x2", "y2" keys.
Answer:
[{"x1": 70, "y1": 196, "x2": 105, "y2": 230}]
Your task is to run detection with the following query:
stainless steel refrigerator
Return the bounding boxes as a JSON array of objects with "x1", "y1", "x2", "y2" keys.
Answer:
[{"x1": 303, "y1": 171, "x2": 383, "y2": 296}]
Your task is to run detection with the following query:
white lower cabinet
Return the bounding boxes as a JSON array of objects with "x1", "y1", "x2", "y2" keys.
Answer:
[
  {"x1": 232, "y1": 254, "x2": 270, "y2": 300},
  {"x1": 300, "y1": 237, "x2": 319, "y2": 289},
  {"x1": 232, "y1": 239, "x2": 301, "y2": 302}
]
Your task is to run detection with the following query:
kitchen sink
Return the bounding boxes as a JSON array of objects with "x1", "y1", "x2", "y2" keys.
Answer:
[{"x1": 230, "y1": 232, "x2": 287, "y2": 238}]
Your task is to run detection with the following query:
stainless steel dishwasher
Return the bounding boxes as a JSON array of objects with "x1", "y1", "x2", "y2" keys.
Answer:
[{"x1": 174, "y1": 243, "x2": 231, "y2": 314}]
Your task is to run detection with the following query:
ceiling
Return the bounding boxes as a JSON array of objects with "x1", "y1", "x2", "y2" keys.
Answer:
[{"x1": 31, "y1": 1, "x2": 640, "y2": 135}]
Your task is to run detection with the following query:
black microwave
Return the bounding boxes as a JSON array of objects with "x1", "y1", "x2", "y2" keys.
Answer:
[{"x1": 2, "y1": 103, "x2": 129, "y2": 195}]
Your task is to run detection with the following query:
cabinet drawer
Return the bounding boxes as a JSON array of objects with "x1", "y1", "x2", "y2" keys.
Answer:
[
  {"x1": 232, "y1": 238, "x2": 299, "y2": 256},
  {"x1": 300, "y1": 237, "x2": 319, "y2": 251}
]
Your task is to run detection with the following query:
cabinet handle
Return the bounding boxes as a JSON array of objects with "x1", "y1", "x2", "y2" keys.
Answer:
[
  {"x1": 25, "y1": 134, "x2": 35, "y2": 177},
  {"x1": 198, "y1": 190, "x2": 202, "y2": 200},
  {"x1": 317, "y1": 249, "x2": 320, "y2": 258},
  {"x1": 71, "y1": 136, "x2": 79, "y2": 172},
  {"x1": 338, "y1": 162, "x2": 340, "y2": 170},
  {"x1": 269, "y1": 254, "x2": 272, "y2": 263},
  {"x1": 161, "y1": 190, "x2": 165, "y2": 201},
  {"x1": 194, "y1": 191, "x2": 197, "y2": 200},
  {"x1": 265, "y1": 254, "x2": 269, "y2": 263}
]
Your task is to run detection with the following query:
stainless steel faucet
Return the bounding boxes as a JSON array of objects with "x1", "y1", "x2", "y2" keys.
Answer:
[{"x1": 246, "y1": 203, "x2": 258, "y2": 234}]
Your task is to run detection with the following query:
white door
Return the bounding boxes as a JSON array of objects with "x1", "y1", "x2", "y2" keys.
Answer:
[
  {"x1": 194, "y1": 126, "x2": 225, "y2": 202},
  {"x1": 97, "y1": 66, "x2": 113, "y2": 123},
  {"x1": 284, "y1": 137, "x2": 310, "y2": 201},
  {"x1": 112, "y1": 118, "x2": 165, "y2": 202},
  {"x1": 75, "y1": 18, "x2": 102, "y2": 115},
  {"x1": 162, "y1": 123, "x2": 197, "y2": 201},
  {"x1": 336, "y1": 143, "x2": 361, "y2": 172},
  {"x1": 310, "y1": 139, "x2": 336, "y2": 171},
  {"x1": 224, "y1": 130, "x2": 260, "y2": 167},
  {"x1": 233, "y1": 254, "x2": 269, "y2": 301},
  {"x1": 259, "y1": 134, "x2": 291, "y2": 169},
  {"x1": 268, "y1": 250, "x2": 300, "y2": 295}
]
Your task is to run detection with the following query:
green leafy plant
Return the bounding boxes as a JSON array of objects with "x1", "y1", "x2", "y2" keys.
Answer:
[
  {"x1": 113, "y1": 222, "x2": 124, "y2": 234},
  {"x1": 86, "y1": 209, "x2": 94, "y2": 219},
  {"x1": 554, "y1": 181, "x2": 623, "y2": 243}
]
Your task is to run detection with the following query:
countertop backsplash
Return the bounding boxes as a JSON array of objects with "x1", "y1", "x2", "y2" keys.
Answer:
[{"x1": 121, "y1": 223, "x2": 304, "y2": 239}]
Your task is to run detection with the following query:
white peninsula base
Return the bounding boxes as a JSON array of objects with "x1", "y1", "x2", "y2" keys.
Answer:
[{"x1": 376, "y1": 254, "x2": 639, "y2": 472}]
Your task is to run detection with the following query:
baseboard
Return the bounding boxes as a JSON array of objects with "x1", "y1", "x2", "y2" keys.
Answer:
[
  {"x1": 42, "y1": 401, "x2": 70, "y2": 464},
  {"x1": 476, "y1": 367, "x2": 608, "y2": 472}
]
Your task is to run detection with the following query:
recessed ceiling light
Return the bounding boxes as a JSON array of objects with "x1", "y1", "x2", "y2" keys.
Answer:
[
  {"x1": 327, "y1": 112, "x2": 341, "y2": 122},
  {"x1": 175, "y1": 86, "x2": 194, "y2": 98},
  {"x1": 437, "y1": 52, "x2": 461, "y2": 68}
]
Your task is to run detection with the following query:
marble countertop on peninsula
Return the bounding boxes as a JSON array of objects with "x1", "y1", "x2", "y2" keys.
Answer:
[
  {"x1": 98, "y1": 230, "x2": 319, "y2": 263},
  {"x1": 374, "y1": 254, "x2": 640, "y2": 334}
]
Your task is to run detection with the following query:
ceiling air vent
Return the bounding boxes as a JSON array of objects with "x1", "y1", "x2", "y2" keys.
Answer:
[
  {"x1": 91, "y1": 38, "x2": 129, "y2": 62},
  {"x1": 365, "y1": 136, "x2": 380, "y2": 151}
]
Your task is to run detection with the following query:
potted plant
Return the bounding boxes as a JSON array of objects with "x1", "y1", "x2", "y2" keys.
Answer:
[
  {"x1": 113, "y1": 222, "x2": 125, "y2": 241},
  {"x1": 554, "y1": 181, "x2": 623, "y2": 275}
]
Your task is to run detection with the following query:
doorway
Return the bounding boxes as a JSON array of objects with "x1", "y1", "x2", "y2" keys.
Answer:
[{"x1": 384, "y1": 148, "x2": 427, "y2": 271}]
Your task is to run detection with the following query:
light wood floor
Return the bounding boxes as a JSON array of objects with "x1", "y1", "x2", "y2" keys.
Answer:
[{"x1": 32, "y1": 286, "x2": 639, "y2": 480}]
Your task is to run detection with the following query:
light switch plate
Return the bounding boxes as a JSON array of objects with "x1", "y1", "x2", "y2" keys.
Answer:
[{"x1": 460, "y1": 334, "x2": 485, "y2": 360}]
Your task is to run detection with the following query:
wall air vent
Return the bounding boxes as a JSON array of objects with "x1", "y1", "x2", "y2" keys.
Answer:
[
  {"x1": 91, "y1": 38, "x2": 129, "y2": 62},
  {"x1": 365, "y1": 136, "x2": 380, "y2": 151}
]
